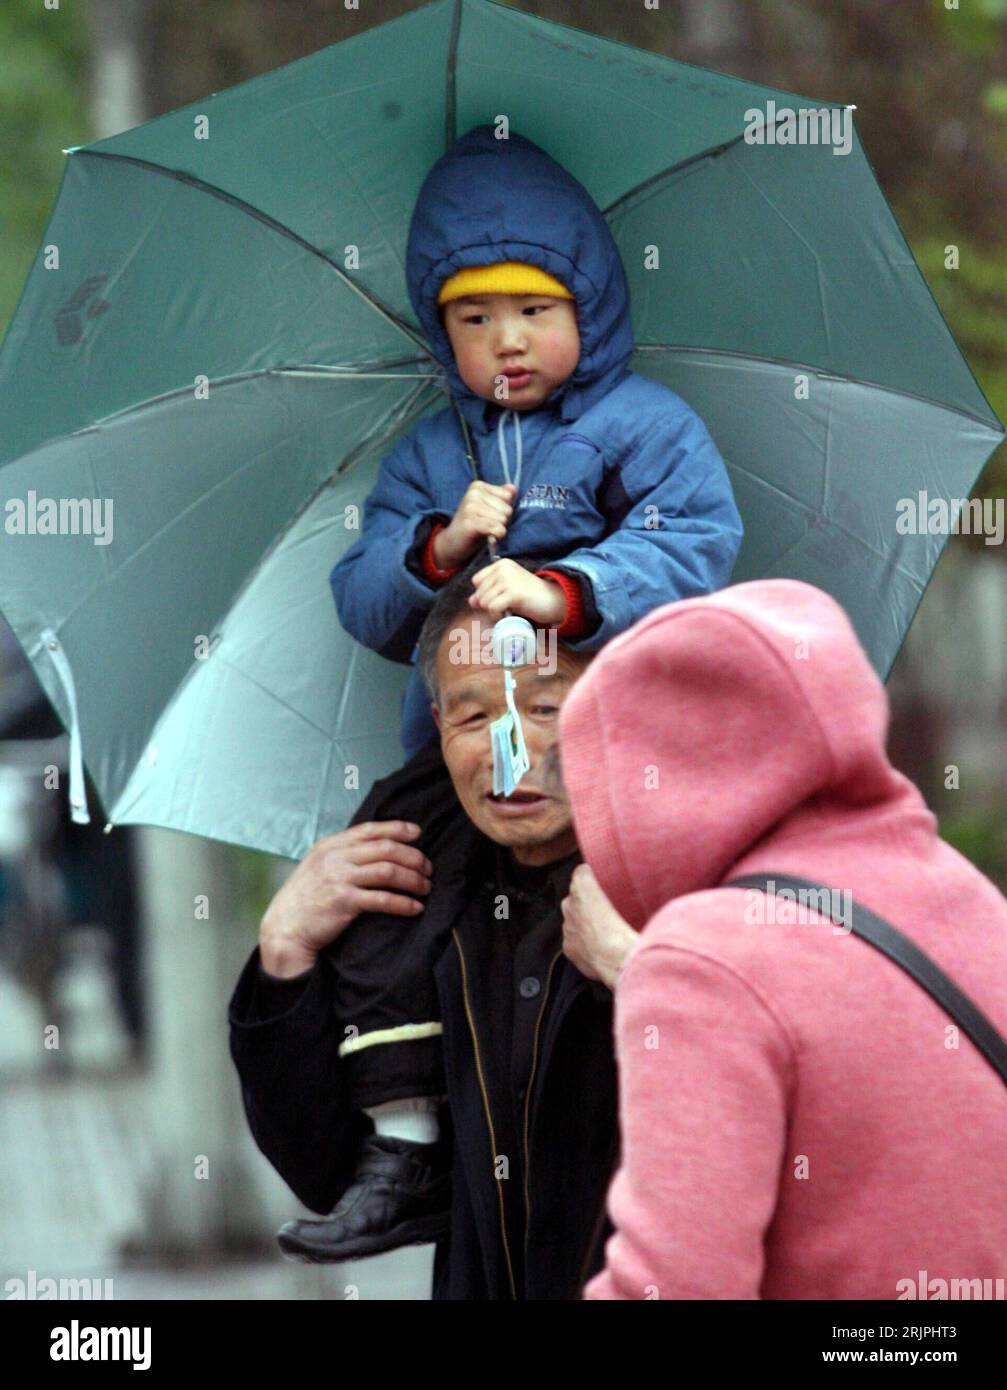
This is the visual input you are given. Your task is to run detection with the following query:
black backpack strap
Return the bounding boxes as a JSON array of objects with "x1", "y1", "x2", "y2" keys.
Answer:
[{"x1": 725, "y1": 873, "x2": 1007, "y2": 1088}]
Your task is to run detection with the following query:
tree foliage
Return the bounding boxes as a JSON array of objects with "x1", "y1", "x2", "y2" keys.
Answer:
[{"x1": 0, "y1": 0, "x2": 89, "y2": 325}]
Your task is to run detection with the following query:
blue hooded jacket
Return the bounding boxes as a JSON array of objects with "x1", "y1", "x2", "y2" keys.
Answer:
[{"x1": 330, "y1": 125, "x2": 743, "y2": 757}]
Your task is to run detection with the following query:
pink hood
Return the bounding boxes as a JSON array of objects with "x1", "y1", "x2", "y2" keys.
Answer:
[
  {"x1": 559, "y1": 579, "x2": 1007, "y2": 1300},
  {"x1": 560, "y1": 578, "x2": 917, "y2": 929}
]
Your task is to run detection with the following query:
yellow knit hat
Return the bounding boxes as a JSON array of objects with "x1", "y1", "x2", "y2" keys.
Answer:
[{"x1": 437, "y1": 260, "x2": 574, "y2": 306}]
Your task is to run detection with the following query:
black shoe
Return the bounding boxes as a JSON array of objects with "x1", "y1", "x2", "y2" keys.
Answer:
[{"x1": 276, "y1": 1133, "x2": 451, "y2": 1263}]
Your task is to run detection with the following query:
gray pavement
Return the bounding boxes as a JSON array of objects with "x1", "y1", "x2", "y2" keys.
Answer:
[{"x1": 1, "y1": 964, "x2": 433, "y2": 1300}]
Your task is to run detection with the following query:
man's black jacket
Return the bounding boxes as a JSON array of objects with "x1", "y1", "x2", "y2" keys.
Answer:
[{"x1": 227, "y1": 743, "x2": 620, "y2": 1300}]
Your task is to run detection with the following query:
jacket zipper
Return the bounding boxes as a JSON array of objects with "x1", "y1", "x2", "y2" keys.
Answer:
[
  {"x1": 521, "y1": 947, "x2": 565, "y2": 1259},
  {"x1": 520, "y1": 947, "x2": 620, "y2": 1295},
  {"x1": 452, "y1": 928, "x2": 518, "y2": 1301}
]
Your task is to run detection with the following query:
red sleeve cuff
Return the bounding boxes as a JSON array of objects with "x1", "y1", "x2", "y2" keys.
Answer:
[
  {"x1": 536, "y1": 568, "x2": 588, "y2": 638},
  {"x1": 422, "y1": 521, "x2": 461, "y2": 584}
]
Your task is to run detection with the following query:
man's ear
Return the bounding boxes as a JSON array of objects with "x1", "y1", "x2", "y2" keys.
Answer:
[{"x1": 431, "y1": 703, "x2": 441, "y2": 732}]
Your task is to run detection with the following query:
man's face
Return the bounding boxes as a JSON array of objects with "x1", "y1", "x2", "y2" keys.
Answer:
[
  {"x1": 431, "y1": 613, "x2": 590, "y2": 866},
  {"x1": 442, "y1": 293, "x2": 580, "y2": 411}
]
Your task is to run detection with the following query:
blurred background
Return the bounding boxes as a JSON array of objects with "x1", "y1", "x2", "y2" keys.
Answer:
[{"x1": 0, "y1": 0, "x2": 1004, "y2": 1300}]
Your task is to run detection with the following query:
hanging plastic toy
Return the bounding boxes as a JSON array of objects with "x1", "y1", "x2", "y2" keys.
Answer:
[{"x1": 486, "y1": 534, "x2": 534, "y2": 797}]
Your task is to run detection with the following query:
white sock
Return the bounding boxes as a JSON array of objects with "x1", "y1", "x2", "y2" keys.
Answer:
[{"x1": 364, "y1": 1096, "x2": 442, "y2": 1144}]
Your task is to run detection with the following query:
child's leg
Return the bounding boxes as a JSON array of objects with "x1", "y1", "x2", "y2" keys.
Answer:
[
  {"x1": 331, "y1": 905, "x2": 450, "y2": 1114},
  {"x1": 326, "y1": 737, "x2": 462, "y2": 1120},
  {"x1": 276, "y1": 742, "x2": 460, "y2": 1261},
  {"x1": 277, "y1": 951, "x2": 453, "y2": 1262},
  {"x1": 363, "y1": 1095, "x2": 443, "y2": 1143}
]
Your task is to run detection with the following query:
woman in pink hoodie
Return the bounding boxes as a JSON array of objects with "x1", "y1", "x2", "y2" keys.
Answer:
[{"x1": 557, "y1": 578, "x2": 1007, "y2": 1300}]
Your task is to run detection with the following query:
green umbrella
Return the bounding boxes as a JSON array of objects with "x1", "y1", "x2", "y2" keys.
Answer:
[{"x1": 0, "y1": 0, "x2": 1001, "y2": 860}]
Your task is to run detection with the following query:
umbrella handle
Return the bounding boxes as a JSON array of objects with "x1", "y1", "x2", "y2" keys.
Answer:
[
  {"x1": 486, "y1": 534, "x2": 510, "y2": 616},
  {"x1": 457, "y1": 402, "x2": 528, "y2": 660}
]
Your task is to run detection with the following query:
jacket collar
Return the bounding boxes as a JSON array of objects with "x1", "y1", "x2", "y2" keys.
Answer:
[
  {"x1": 454, "y1": 380, "x2": 581, "y2": 438},
  {"x1": 488, "y1": 840, "x2": 581, "y2": 911},
  {"x1": 436, "y1": 823, "x2": 580, "y2": 899},
  {"x1": 452, "y1": 363, "x2": 633, "y2": 439}
]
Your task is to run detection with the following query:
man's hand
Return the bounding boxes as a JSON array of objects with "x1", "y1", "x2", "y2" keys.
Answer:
[
  {"x1": 432, "y1": 481, "x2": 517, "y2": 569},
  {"x1": 259, "y1": 821, "x2": 433, "y2": 978},
  {"x1": 560, "y1": 864, "x2": 639, "y2": 990},
  {"x1": 469, "y1": 558, "x2": 568, "y2": 626}
]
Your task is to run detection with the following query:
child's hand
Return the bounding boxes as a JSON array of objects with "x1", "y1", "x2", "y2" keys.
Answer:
[
  {"x1": 433, "y1": 481, "x2": 517, "y2": 569},
  {"x1": 469, "y1": 560, "x2": 568, "y2": 626}
]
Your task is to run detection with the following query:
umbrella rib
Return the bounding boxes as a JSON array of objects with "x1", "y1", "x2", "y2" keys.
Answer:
[
  {"x1": 61, "y1": 361, "x2": 445, "y2": 434},
  {"x1": 52, "y1": 375, "x2": 435, "y2": 825},
  {"x1": 638, "y1": 342, "x2": 997, "y2": 579},
  {"x1": 601, "y1": 108, "x2": 851, "y2": 222},
  {"x1": 38, "y1": 375, "x2": 439, "y2": 654},
  {"x1": 606, "y1": 128, "x2": 1003, "y2": 436},
  {"x1": 446, "y1": 0, "x2": 463, "y2": 151},
  {"x1": 141, "y1": 385, "x2": 438, "y2": 786},
  {"x1": 633, "y1": 342, "x2": 1007, "y2": 435},
  {"x1": 206, "y1": 649, "x2": 337, "y2": 742},
  {"x1": 732, "y1": 155, "x2": 833, "y2": 359},
  {"x1": 602, "y1": 130, "x2": 747, "y2": 219},
  {"x1": 71, "y1": 149, "x2": 434, "y2": 361},
  {"x1": 275, "y1": 364, "x2": 443, "y2": 378},
  {"x1": 308, "y1": 733, "x2": 338, "y2": 850},
  {"x1": 727, "y1": 458, "x2": 927, "y2": 585},
  {"x1": 238, "y1": 376, "x2": 437, "y2": 575}
]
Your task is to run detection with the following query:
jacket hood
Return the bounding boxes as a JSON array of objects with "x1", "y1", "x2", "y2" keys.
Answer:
[
  {"x1": 405, "y1": 124, "x2": 634, "y2": 430},
  {"x1": 558, "y1": 579, "x2": 930, "y2": 930}
]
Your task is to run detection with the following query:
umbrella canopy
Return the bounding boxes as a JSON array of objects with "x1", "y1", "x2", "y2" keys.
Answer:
[{"x1": 0, "y1": 0, "x2": 1002, "y2": 860}]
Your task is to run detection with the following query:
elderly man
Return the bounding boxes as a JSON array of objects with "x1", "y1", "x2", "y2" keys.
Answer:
[{"x1": 228, "y1": 556, "x2": 638, "y2": 1300}]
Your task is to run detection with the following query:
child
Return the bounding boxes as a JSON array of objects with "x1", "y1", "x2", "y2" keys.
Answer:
[{"x1": 278, "y1": 124, "x2": 743, "y2": 1263}]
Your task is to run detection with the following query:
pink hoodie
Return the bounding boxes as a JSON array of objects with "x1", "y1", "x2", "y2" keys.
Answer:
[{"x1": 558, "y1": 579, "x2": 1007, "y2": 1300}]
